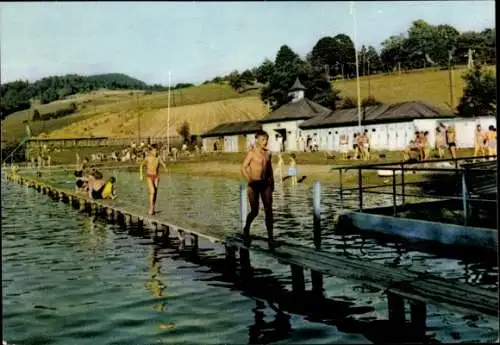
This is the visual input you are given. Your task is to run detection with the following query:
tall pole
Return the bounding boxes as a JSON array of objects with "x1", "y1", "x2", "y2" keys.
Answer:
[
  {"x1": 367, "y1": 57, "x2": 372, "y2": 98},
  {"x1": 167, "y1": 71, "x2": 172, "y2": 154},
  {"x1": 136, "y1": 93, "x2": 141, "y2": 144},
  {"x1": 448, "y1": 50, "x2": 455, "y2": 110},
  {"x1": 350, "y1": 1, "x2": 362, "y2": 131}
]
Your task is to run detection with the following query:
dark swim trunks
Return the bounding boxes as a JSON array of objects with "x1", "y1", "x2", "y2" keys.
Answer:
[
  {"x1": 448, "y1": 142, "x2": 456, "y2": 147},
  {"x1": 248, "y1": 180, "x2": 273, "y2": 193},
  {"x1": 74, "y1": 170, "x2": 83, "y2": 178},
  {"x1": 91, "y1": 185, "x2": 105, "y2": 199},
  {"x1": 76, "y1": 179, "x2": 84, "y2": 188}
]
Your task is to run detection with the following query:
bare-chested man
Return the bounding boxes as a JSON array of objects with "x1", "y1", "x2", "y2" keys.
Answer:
[
  {"x1": 473, "y1": 125, "x2": 486, "y2": 159},
  {"x1": 240, "y1": 130, "x2": 275, "y2": 249},
  {"x1": 446, "y1": 125, "x2": 457, "y2": 160},
  {"x1": 140, "y1": 144, "x2": 168, "y2": 215}
]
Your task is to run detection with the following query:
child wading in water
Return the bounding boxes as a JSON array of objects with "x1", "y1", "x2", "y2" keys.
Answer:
[
  {"x1": 240, "y1": 130, "x2": 275, "y2": 249},
  {"x1": 140, "y1": 144, "x2": 168, "y2": 215},
  {"x1": 276, "y1": 153, "x2": 284, "y2": 185},
  {"x1": 288, "y1": 153, "x2": 297, "y2": 186}
]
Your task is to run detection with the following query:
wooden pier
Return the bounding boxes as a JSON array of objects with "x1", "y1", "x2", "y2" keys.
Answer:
[
  {"x1": 4, "y1": 172, "x2": 499, "y2": 340},
  {"x1": 331, "y1": 155, "x2": 498, "y2": 247}
]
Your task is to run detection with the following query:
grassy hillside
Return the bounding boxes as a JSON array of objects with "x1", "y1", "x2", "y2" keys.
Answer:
[
  {"x1": 2, "y1": 66, "x2": 495, "y2": 142},
  {"x1": 336, "y1": 66, "x2": 496, "y2": 110},
  {"x1": 45, "y1": 96, "x2": 268, "y2": 138},
  {"x1": 1, "y1": 83, "x2": 259, "y2": 142}
]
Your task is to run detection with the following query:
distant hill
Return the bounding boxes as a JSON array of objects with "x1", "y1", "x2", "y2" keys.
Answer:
[
  {"x1": 0, "y1": 72, "x2": 168, "y2": 120},
  {"x1": 84, "y1": 73, "x2": 150, "y2": 90}
]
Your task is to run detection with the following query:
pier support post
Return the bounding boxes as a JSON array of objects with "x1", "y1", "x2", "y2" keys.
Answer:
[
  {"x1": 387, "y1": 293, "x2": 406, "y2": 325},
  {"x1": 124, "y1": 214, "x2": 131, "y2": 227},
  {"x1": 392, "y1": 170, "x2": 397, "y2": 216},
  {"x1": 410, "y1": 300, "x2": 427, "y2": 339},
  {"x1": 239, "y1": 183, "x2": 252, "y2": 279},
  {"x1": 191, "y1": 234, "x2": 199, "y2": 252},
  {"x1": 311, "y1": 181, "x2": 324, "y2": 296},
  {"x1": 79, "y1": 200, "x2": 86, "y2": 212},
  {"x1": 225, "y1": 245, "x2": 237, "y2": 278},
  {"x1": 161, "y1": 225, "x2": 170, "y2": 242},
  {"x1": 400, "y1": 163, "x2": 406, "y2": 205},
  {"x1": 291, "y1": 264, "x2": 305, "y2": 294},
  {"x1": 137, "y1": 218, "x2": 144, "y2": 230},
  {"x1": 461, "y1": 171, "x2": 469, "y2": 226},
  {"x1": 358, "y1": 168, "x2": 363, "y2": 211},
  {"x1": 178, "y1": 229, "x2": 186, "y2": 250}
]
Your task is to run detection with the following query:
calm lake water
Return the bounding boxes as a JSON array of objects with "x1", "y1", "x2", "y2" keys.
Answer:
[{"x1": 2, "y1": 170, "x2": 498, "y2": 344}]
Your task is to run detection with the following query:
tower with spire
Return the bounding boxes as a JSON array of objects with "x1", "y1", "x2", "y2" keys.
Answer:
[{"x1": 288, "y1": 77, "x2": 306, "y2": 103}]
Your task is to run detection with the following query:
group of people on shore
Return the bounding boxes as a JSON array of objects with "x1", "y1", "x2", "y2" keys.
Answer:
[
  {"x1": 352, "y1": 130, "x2": 371, "y2": 160},
  {"x1": 74, "y1": 154, "x2": 116, "y2": 200},
  {"x1": 474, "y1": 124, "x2": 497, "y2": 159},
  {"x1": 405, "y1": 130, "x2": 431, "y2": 162},
  {"x1": 404, "y1": 123, "x2": 497, "y2": 163}
]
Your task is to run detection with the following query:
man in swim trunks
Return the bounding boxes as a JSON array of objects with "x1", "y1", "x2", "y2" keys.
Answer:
[
  {"x1": 445, "y1": 125, "x2": 457, "y2": 160},
  {"x1": 140, "y1": 144, "x2": 168, "y2": 215},
  {"x1": 240, "y1": 130, "x2": 275, "y2": 249}
]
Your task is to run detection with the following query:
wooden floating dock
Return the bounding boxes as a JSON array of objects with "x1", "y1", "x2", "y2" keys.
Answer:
[{"x1": 5, "y1": 172, "x2": 499, "y2": 339}]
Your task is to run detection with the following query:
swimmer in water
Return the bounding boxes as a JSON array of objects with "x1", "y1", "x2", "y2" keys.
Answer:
[
  {"x1": 240, "y1": 130, "x2": 275, "y2": 249},
  {"x1": 140, "y1": 144, "x2": 168, "y2": 215}
]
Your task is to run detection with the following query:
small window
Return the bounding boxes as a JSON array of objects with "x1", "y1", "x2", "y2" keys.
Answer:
[
  {"x1": 288, "y1": 131, "x2": 292, "y2": 134},
  {"x1": 372, "y1": 128, "x2": 376, "y2": 132},
  {"x1": 328, "y1": 131, "x2": 332, "y2": 135},
  {"x1": 334, "y1": 131, "x2": 338, "y2": 134}
]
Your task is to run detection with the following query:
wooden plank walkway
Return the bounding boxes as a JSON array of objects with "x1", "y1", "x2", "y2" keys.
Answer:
[
  {"x1": 5, "y1": 172, "x2": 499, "y2": 332},
  {"x1": 226, "y1": 235, "x2": 498, "y2": 318}
]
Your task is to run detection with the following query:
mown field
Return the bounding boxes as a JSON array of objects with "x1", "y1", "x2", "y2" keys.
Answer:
[
  {"x1": 336, "y1": 65, "x2": 497, "y2": 110},
  {"x1": 1, "y1": 83, "x2": 260, "y2": 142},
  {"x1": 45, "y1": 96, "x2": 268, "y2": 138}
]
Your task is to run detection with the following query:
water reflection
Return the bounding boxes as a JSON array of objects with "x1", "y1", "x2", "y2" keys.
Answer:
[
  {"x1": 2, "y1": 179, "x2": 498, "y2": 344},
  {"x1": 248, "y1": 300, "x2": 291, "y2": 344}
]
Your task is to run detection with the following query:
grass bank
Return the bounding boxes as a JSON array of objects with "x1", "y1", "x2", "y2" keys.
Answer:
[{"x1": 336, "y1": 65, "x2": 496, "y2": 110}]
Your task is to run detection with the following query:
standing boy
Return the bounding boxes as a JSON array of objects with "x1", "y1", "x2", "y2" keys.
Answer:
[
  {"x1": 140, "y1": 144, "x2": 168, "y2": 215},
  {"x1": 240, "y1": 130, "x2": 275, "y2": 249}
]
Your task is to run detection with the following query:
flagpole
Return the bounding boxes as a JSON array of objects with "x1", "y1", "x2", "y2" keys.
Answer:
[
  {"x1": 167, "y1": 71, "x2": 171, "y2": 154},
  {"x1": 350, "y1": 2, "x2": 362, "y2": 132}
]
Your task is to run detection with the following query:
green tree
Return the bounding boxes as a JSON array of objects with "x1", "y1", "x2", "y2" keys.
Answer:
[
  {"x1": 332, "y1": 34, "x2": 356, "y2": 77},
  {"x1": 255, "y1": 59, "x2": 274, "y2": 84},
  {"x1": 456, "y1": 63, "x2": 496, "y2": 117},
  {"x1": 228, "y1": 70, "x2": 243, "y2": 90},
  {"x1": 380, "y1": 34, "x2": 407, "y2": 72},
  {"x1": 239, "y1": 69, "x2": 255, "y2": 86},
  {"x1": 309, "y1": 36, "x2": 342, "y2": 77}
]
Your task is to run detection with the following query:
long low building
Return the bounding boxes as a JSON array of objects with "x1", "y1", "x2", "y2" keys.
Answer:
[
  {"x1": 200, "y1": 120, "x2": 261, "y2": 152},
  {"x1": 201, "y1": 78, "x2": 497, "y2": 153},
  {"x1": 299, "y1": 102, "x2": 495, "y2": 151}
]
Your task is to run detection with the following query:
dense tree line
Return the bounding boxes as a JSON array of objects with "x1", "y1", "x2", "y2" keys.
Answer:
[
  {"x1": 222, "y1": 20, "x2": 495, "y2": 112},
  {"x1": 0, "y1": 73, "x2": 171, "y2": 120}
]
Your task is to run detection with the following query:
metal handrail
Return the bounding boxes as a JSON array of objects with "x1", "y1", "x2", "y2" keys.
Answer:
[
  {"x1": 330, "y1": 155, "x2": 497, "y2": 171},
  {"x1": 361, "y1": 189, "x2": 497, "y2": 203}
]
